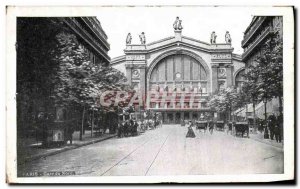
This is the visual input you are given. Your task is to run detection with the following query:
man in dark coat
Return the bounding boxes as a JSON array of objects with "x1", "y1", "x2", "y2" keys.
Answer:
[
  {"x1": 274, "y1": 114, "x2": 283, "y2": 143},
  {"x1": 117, "y1": 122, "x2": 123, "y2": 138},
  {"x1": 66, "y1": 124, "x2": 75, "y2": 145}
]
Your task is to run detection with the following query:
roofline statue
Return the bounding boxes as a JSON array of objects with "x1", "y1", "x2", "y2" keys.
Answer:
[
  {"x1": 139, "y1": 32, "x2": 146, "y2": 45},
  {"x1": 126, "y1": 33, "x2": 132, "y2": 45},
  {"x1": 225, "y1": 31, "x2": 232, "y2": 44},
  {"x1": 210, "y1": 31, "x2": 217, "y2": 44},
  {"x1": 173, "y1": 16, "x2": 183, "y2": 31}
]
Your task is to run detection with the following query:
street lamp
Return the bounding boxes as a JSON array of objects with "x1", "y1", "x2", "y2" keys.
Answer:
[
  {"x1": 91, "y1": 105, "x2": 95, "y2": 137},
  {"x1": 252, "y1": 98, "x2": 257, "y2": 133},
  {"x1": 263, "y1": 97, "x2": 269, "y2": 139}
]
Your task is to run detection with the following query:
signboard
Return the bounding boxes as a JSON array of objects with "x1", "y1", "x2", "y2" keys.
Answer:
[
  {"x1": 211, "y1": 53, "x2": 231, "y2": 59},
  {"x1": 126, "y1": 55, "x2": 146, "y2": 60}
]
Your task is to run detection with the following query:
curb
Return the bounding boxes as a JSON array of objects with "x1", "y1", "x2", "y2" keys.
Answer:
[
  {"x1": 19, "y1": 134, "x2": 117, "y2": 165},
  {"x1": 249, "y1": 137, "x2": 283, "y2": 150}
]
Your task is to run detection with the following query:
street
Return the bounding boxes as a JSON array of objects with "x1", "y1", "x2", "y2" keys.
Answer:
[{"x1": 18, "y1": 125, "x2": 283, "y2": 176}]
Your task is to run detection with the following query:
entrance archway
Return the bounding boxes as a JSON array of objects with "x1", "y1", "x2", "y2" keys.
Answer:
[{"x1": 146, "y1": 49, "x2": 211, "y2": 94}]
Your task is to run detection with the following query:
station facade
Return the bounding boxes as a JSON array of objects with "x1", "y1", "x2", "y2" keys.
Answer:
[{"x1": 112, "y1": 19, "x2": 245, "y2": 124}]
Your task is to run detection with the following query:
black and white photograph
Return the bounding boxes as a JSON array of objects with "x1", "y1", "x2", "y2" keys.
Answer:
[{"x1": 5, "y1": 6, "x2": 294, "y2": 183}]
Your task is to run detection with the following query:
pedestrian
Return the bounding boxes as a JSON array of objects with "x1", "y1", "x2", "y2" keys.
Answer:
[
  {"x1": 186, "y1": 121, "x2": 196, "y2": 138},
  {"x1": 226, "y1": 122, "x2": 232, "y2": 135},
  {"x1": 67, "y1": 124, "x2": 75, "y2": 145},
  {"x1": 181, "y1": 119, "x2": 185, "y2": 127},
  {"x1": 208, "y1": 120, "x2": 214, "y2": 135},
  {"x1": 274, "y1": 114, "x2": 283, "y2": 143},
  {"x1": 117, "y1": 122, "x2": 123, "y2": 138},
  {"x1": 124, "y1": 120, "x2": 130, "y2": 137},
  {"x1": 274, "y1": 123, "x2": 280, "y2": 143},
  {"x1": 268, "y1": 115, "x2": 276, "y2": 140},
  {"x1": 133, "y1": 120, "x2": 139, "y2": 136}
]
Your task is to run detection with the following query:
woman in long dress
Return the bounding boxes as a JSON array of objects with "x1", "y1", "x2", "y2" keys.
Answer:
[{"x1": 186, "y1": 121, "x2": 196, "y2": 138}]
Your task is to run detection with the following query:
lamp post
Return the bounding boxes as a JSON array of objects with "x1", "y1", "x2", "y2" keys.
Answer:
[
  {"x1": 252, "y1": 98, "x2": 257, "y2": 133},
  {"x1": 263, "y1": 97, "x2": 269, "y2": 139},
  {"x1": 91, "y1": 105, "x2": 95, "y2": 137}
]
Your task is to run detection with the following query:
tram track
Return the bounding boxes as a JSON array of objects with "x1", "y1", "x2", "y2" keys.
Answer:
[
  {"x1": 99, "y1": 129, "x2": 171, "y2": 176},
  {"x1": 100, "y1": 134, "x2": 158, "y2": 176},
  {"x1": 144, "y1": 134, "x2": 170, "y2": 176}
]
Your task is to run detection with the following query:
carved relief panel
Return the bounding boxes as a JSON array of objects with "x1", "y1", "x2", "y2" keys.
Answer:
[
  {"x1": 132, "y1": 69, "x2": 140, "y2": 79},
  {"x1": 218, "y1": 67, "x2": 226, "y2": 78}
]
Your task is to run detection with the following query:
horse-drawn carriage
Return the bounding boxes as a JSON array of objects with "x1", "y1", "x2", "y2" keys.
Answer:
[
  {"x1": 195, "y1": 121, "x2": 208, "y2": 132},
  {"x1": 215, "y1": 121, "x2": 225, "y2": 131},
  {"x1": 117, "y1": 111, "x2": 139, "y2": 138},
  {"x1": 234, "y1": 122, "x2": 249, "y2": 138}
]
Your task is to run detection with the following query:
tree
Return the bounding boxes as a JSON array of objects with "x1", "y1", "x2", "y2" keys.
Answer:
[
  {"x1": 17, "y1": 18, "x2": 67, "y2": 136},
  {"x1": 256, "y1": 33, "x2": 283, "y2": 116},
  {"x1": 17, "y1": 18, "x2": 131, "y2": 141},
  {"x1": 208, "y1": 87, "x2": 239, "y2": 122},
  {"x1": 53, "y1": 32, "x2": 130, "y2": 139},
  {"x1": 236, "y1": 31, "x2": 283, "y2": 128}
]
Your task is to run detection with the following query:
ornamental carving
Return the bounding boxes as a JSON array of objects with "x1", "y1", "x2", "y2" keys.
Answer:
[
  {"x1": 218, "y1": 68, "x2": 226, "y2": 78},
  {"x1": 132, "y1": 69, "x2": 140, "y2": 79}
]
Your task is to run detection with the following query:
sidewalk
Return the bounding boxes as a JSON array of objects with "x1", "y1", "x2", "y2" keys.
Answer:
[
  {"x1": 17, "y1": 130, "x2": 117, "y2": 165},
  {"x1": 249, "y1": 132, "x2": 283, "y2": 149}
]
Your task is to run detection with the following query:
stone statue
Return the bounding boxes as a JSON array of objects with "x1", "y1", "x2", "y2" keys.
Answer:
[
  {"x1": 178, "y1": 20, "x2": 183, "y2": 30},
  {"x1": 225, "y1": 31, "x2": 232, "y2": 44},
  {"x1": 173, "y1": 17, "x2": 183, "y2": 31},
  {"x1": 210, "y1": 31, "x2": 217, "y2": 44},
  {"x1": 139, "y1": 32, "x2": 146, "y2": 44},
  {"x1": 126, "y1": 33, "x2": 132, "y2": 45}
]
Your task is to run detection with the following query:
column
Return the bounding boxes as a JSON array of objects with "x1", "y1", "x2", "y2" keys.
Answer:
[
  {"x1": 139, "y1": 66, "x2": 146, "y2": 99},
  {"x1": 125, "y1": 65, "x2": 132, "y2": 86},
  {"x1": 212, "y1": 65, "x2": 218, "y2": 93},
  {"x1": 173, "y1": 112, "x2": 176, "y2": 124},
  {"x1": 189, "y1": 112, "x2": 193, "y2": 121},
  {"x1": 226, "y1": 65, "x2": 233, "y2": 87},
  {"x1": 180, "y1": 112, "x2": 184, "y2": 121},
  {"x1": 163, "y1": 112, "x2": 168, "y2": 124}
]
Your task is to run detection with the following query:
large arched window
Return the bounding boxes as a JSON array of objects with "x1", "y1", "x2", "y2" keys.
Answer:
[
  {"x1": 235, "y1": 69, "x2": 245, "y2": 92},
  {"x1": 149, "y1": 54, "x2": 208, "y2": 93}
]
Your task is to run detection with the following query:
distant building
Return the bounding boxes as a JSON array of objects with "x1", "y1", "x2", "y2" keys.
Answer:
[
  {"x1": 112, "y1": 18, "x2": 245, "y2": 124},
  {"x1": 240, "y1": 16, "x2": 283, "y2": 119}
]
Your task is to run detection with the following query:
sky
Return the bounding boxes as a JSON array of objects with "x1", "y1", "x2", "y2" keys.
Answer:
[{"x1": 96, "y1": 6, "x2": 254, "y2": 58}]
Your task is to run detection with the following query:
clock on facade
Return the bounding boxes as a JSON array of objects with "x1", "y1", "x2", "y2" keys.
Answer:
[{"x1": 175, "y1": 72, "x2": 181, "y2": 79}]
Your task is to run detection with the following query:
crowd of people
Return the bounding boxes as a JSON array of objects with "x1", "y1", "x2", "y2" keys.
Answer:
[
  {"x1": 183, "y1": 113, "x2": 283, "y2": 143},
  {"x1": 265, "y1": 114, "x2": 283, "y2": 143},
  {"x1": 117, "y1": 118, "x2": 162, "y2": 138}
]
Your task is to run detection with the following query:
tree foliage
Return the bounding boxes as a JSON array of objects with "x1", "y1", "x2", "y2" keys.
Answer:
[
  {"x1": 17, "y1": 18, "x2": 131, "y2": 135},
  {"x1": 238, "y1": 32, "x2": 283, "y2": 111},
  {"x1": 208, "y1": 87, "x2": 239, "y2": 113},
  {"x1": 256, "y1": 33, "x2": 283, "y2": 101},
  {"x1": 53, "y1": 32, "x2": 129, "y2": 112}
]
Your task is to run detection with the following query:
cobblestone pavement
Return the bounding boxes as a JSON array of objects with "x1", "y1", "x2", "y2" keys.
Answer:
[{"x1": 18, "y1": 125, "x2": 283, "y2": 176}]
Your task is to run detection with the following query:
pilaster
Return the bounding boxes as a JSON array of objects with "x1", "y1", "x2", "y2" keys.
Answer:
[
  {"x1": 212, "y1": 65, "x2": 218, "y2": 93},
  {"x1": 226, "y1": 65, "x2": 233, "y2": 87}
]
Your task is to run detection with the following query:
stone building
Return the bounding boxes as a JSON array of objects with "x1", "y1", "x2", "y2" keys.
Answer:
[
  {"x1": 240, "y1": 16, "x2": 283, "y2": 119},
  {"x1": 63, "y1": 17, "x2": 110, "y2": 65},
  {"x1": 17, "y1": 17, "x2": 110, "y2": 134},
  {"x1": 112, "y1": 18, "x2": 245, "y2": 124}
]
